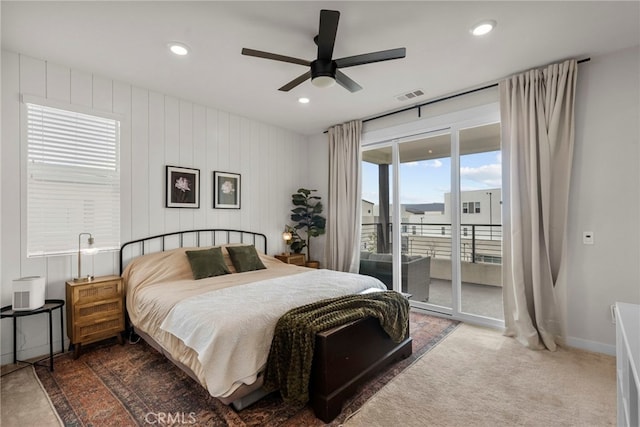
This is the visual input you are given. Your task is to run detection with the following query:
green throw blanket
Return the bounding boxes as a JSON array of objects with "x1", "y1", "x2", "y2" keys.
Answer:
[{"x1": 263, "y1": 290, "x2": 409, "y2": 405}]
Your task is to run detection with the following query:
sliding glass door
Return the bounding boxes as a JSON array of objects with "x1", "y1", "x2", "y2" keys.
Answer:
[
  {"x1": 361, "y1": 145, "x2": 396, "y2": 291},
  {"x1": 398, "y1": 130, "x2": 452, "y2": 308},
  {"x1": 360, "y1": 104, "x2": 503, "y2": 327},
  {"x1": 458, "y1": 123, "x2": 503, "y2": 320}
]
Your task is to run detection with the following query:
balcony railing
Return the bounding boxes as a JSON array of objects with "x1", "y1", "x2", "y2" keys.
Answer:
[{"x1": 361, "y1": 222, "x2": 502, "y2": 265}]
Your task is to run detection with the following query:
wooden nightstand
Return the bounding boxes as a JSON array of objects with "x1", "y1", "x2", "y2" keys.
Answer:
[
  {"x1": 275, "y1": 253, "x2": 306, "y2": 266},
  {"x1": 65, "y1": 275, "x2": 124, "y2": 358}
]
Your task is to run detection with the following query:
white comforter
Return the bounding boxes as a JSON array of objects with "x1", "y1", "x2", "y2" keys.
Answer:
[{"x1": 160, "y1": 269, "x2": 386, "y2": 398}]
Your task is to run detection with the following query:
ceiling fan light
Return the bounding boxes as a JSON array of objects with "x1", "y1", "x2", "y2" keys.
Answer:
[{"x1": 311, "y1": 76, "x2": 336, "y2": 88}]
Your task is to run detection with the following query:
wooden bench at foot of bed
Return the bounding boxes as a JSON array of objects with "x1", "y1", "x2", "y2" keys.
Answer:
[{"x1": 310, "y1": 315, "x2": 413, "y2": 423}]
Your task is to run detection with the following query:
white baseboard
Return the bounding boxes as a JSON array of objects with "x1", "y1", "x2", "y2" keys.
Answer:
[
  {"x1": 1, "y1": 338, "x2": 67, "y2": 366},
  {"x1": 565, "y1": 336, "x2": 615, "y2": 356}
]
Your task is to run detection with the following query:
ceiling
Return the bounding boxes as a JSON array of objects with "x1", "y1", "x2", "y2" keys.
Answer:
[{"x1": 2, "y1": 1, "x2": 639, "y2": 136}]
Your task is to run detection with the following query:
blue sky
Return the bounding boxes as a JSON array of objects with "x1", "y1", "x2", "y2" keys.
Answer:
[{"x1": 362, "y1": 150, "x2": 502, "y2": 205}]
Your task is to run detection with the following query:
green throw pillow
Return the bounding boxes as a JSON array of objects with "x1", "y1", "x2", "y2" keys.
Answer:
[
  {"x1": 186, "y1": 247, "x2": 231, "y2": 279},
  {"x1": 226, "y1": 245, "x2": 266, "y2": 273}
]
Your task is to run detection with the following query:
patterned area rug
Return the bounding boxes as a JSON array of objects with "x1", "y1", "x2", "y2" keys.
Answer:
[{"x1": 36, "y1": 312, "x2": 457, "y2": 426}]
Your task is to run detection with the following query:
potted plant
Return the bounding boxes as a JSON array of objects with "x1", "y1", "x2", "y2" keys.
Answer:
[{"x1": 288, "y1": 188, "x2": 326, "y2": 267}]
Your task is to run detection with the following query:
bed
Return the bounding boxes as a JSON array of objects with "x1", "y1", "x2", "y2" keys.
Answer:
[{"x1": 119, "y1": 229, "x2": 412, "y2": 422}]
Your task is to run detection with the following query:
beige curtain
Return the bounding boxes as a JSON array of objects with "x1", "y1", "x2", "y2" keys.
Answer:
[
  {"x1": 499, "y1": 59, "x2": 578, "y2": 350},
  {"x1": 326, "y1": 120, "x2": 363, "y2": 272}
]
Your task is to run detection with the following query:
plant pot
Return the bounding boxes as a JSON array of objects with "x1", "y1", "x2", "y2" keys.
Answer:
[{"x1": 305, "y1": 261, "x2": 319, "y2": 269}]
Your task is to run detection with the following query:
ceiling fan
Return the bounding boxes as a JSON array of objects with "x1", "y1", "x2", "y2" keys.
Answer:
[{"x1": 241, "y1": 9, "x2": 406, "y2": 93}]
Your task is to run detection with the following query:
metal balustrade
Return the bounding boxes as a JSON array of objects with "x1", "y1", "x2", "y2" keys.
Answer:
[{"x1": 361, "y1": 222, "x2": 502, "y2": 265}]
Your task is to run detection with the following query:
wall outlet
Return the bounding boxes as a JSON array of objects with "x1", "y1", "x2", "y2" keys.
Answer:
[{"x1": 610, "y1": 304, "x2": 616, "y2": 324}]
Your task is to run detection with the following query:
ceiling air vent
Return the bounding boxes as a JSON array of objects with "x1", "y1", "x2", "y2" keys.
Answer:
[{"x1": 396, "y1": 89, "x2": 425, "y2": 102}]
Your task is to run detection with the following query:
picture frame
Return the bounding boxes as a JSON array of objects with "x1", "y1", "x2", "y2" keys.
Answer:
[
  {"x1": 213, "y1": 171, "x2": 241, "y2": 209},
  {"x1": 166, "y1": 166, "x2": 200, "y2": 208}
]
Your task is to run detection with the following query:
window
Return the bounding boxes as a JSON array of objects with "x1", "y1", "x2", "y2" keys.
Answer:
[
  {"x1": 462, "y1": 201, "x2": 481, "y2": 214},
  {"x1": 25, "y1": 101, "x2": 121, "y2": 256}
]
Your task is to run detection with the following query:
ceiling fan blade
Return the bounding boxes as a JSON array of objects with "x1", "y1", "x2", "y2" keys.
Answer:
[
  {"x1": 241, "y1": 48, "x2": 310, "y2": 67},
  {"x1": 334, "y1": 47, "x2": 406, "y2": 68},
  {"x1": 335, "y1": 70, "x2": 362, "y2": 93},
  {"x1": 317, "y1": 9, "x2": 340, "y2": 61},
  {"x1": 278, "y1": 71, "x2": 312, "y2": 91}
]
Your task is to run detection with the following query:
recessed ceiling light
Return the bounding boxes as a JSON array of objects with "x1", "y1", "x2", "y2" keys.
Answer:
[
  {"x1": 298, "y1": 97, "x2": 310, "y2": 104},
  {"x1": 471, "y1": 20, "x2": 496, "y2": 36},
  {"x1": 168, "y1": 42, "x2": 190, "y2": 56}
]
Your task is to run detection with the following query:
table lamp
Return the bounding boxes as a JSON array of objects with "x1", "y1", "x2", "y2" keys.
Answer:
[
  {"x1": 282, "y1": 229, "x2": 292, "y2": 255},
  {"x1": 74, "y1": 232, "x2": 98, "y2": 283}
]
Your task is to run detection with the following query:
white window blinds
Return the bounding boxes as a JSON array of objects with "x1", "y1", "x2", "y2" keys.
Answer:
[{"x1": 26, "y1": 102, "x2": 121, "y2": 257}]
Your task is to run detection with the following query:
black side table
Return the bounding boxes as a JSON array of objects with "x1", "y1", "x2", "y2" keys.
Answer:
[{"x1": 0, "y1": 299, "x2": 65, "y2": 371}]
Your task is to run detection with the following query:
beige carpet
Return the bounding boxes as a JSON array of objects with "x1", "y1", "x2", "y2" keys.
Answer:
[
  {"x1": 345, "y1": 324, "x2": 616, "y2": 427},
  {"x1": 1, "y1": 367, "x2": 61, "y2": 427}
]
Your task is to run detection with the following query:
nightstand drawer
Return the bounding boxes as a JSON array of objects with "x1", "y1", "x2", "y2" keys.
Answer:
[
  {"x1": 75, "y1": 297, "x2": 122, "y2": 321},
  {"x1": 75, "y1": 279, "x2": 122, "y2": 304},
  {"x1": 74, "y1": 315, "x2": 124, "y2": 343}
]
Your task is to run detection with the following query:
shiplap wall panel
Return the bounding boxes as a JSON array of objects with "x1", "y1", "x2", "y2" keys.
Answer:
[
  {"x1": 216, "y1": 111, "x2": 231, "y2": 228},
  {"x1": 193, "y1": 105, "x2": 207, "y2": 230},
  {"x1": 1, "y1": 52, "x2": 310, "y2": 364},
  {"x1": 20, "y1": 55, "x2": 46, "y2": 96},
  {"x1": 148, "y1": 91, "x2": 165, "y2": 236},
  {"x1": 92, "y1": 75, "x2": 113, "y2": 112},
  {"x1": 1, "y1": 51, "x2": 22, "y2": 307},
  {"x1": 206, "y1": 108, "x2": 220, "y2": 225},
  {"x1": 271, "y1": 125, "x2": 283, "y2": 242},
  {"x1": 131, "y1": 87, "x2": 150, "y2": 239},
  {"x1": 45, "y1": 62, "x2": 71, "y2": 103},
  {"x1": 164, "y1": 96, "x2": 180, "y2": 232},
  {"x1": 179, "y1": 100, "x2": 195, "y2": 231},
  {"x1": 229, "y1": 115, "x2": 242, "y2": 230},
  {"x1": 278, "y1": 129, "x2": 297, "y2": 254},
  {"x1": 70, "y1": 69, "x2": 92, "y2": 107},
  {"x1": 239, "y1": 121, "x2": 251, "y2": 228},
  {"x1": 260, "y1": 126, "x2": 273, "y2": 236}
]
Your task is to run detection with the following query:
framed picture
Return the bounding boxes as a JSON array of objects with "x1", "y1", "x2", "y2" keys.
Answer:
[
  {"x1": 213, "y1": 171, "x2": 241, "y2": 209},
  {"x1": 166, "y1": 166, "x2": 200, "y2": 208}
]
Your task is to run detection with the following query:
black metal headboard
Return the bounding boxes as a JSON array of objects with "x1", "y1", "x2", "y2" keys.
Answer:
[{"x1": 119, "y1": 229, "x2": 268, "y2": 274}]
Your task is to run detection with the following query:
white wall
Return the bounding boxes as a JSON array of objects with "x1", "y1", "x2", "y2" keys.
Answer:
[
  {"x1": 1, "y1": 51, "x2": 310, "y2": 364},
  {"x1": 566, "y1": 45, "x2": 640, "y2": 354}
]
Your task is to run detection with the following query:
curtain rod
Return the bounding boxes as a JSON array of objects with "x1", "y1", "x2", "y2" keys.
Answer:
[{"x1": 324, "y1": 57, "x2": 590, "y2": 132}]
